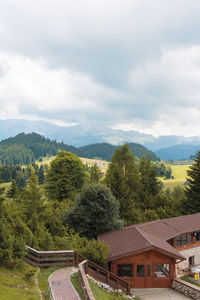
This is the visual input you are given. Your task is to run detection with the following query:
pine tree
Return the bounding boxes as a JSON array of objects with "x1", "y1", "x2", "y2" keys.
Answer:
[
  {"x1": 45, "y1": 151, "x2": 87, "y2": 202},
  {"x1": 105, "y1": 144, "x2": 139, "y2": 225},
  {"x1": 22, "y1": 169, "x2": 43, "y2": 220},
  {"x1": 184, "y1": 151, "x2": 200, "y2": 214},
  {"x1": 38, "y1": 165, "x2": 45, "y2": 184},
  {"x1": 6, "y1": 180, "x2": 19, "y2": 199},
  {"x1": 89, "y1": 164, "x2": 101, "y2": 183},
  {"x1": 138, "y1": 155, "x2": 162, "y2": 210}
]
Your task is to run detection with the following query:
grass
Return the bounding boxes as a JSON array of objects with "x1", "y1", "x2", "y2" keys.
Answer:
[
  {"x1": 37, "y1": 266, "x2": 64, "y2": 300},
  {"x1": 0, "y1": 265, "x2": 39, "y2": 300},
  {"x1": 89, "y1": 279, "x2": 141, "y2": 300},
  {"x1": 71, "y1": 272, "x2": 141, "y2": 300},
  {"x1": 70, "y1": 272, "x2": 85, "y2": 300},
  {"x1": 181, "y1": 276, "x2": 200, "y2": 288},
  {"x1": 159, "y1": 164, "x2": 191, "y2": 190}
]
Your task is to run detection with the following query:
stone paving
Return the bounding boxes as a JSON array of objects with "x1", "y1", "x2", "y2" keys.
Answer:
[
  {"x1": 132, "y1": 288, "x2": 191, "y2": 299},
  {"x1": 48, "y1": 267, "x2": 80, "y2": 300}
]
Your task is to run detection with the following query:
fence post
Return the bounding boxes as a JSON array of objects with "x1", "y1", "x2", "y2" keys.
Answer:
[
  {"x1": 127, "y1": 283, "x2": 130, "y2": 295},
  {"x1": 85, "y1": 261, "x2": 88, "y2": 274},
  {"x1": 74, "y1": 253, "x2": 79, "y2": 267},
  {"x1": 106, "y1": 272, "x2": 109, "y2": 284}
]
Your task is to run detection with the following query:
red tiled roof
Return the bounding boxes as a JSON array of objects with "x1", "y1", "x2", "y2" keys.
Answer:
[{"x1": 98, "y1": 213, "x2": 200, "y2": 262}]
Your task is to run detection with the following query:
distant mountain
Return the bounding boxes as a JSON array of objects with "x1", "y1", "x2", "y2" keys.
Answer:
[
  {"x1": 1, "y1": 119, "x2": 200, "y2": 155},
  {"x1": 155, "y1": 144, "x2": 200, "y2": 161}
]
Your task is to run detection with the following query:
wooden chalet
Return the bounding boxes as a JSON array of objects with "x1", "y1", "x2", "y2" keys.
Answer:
[{"x1": 98, "y1": 213, "x2": 200, "y2": 288}]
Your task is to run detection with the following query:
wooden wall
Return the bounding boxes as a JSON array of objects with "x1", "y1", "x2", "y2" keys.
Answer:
[{"x1": 110, "y1": 250, "x2": 175, "y2": 288}]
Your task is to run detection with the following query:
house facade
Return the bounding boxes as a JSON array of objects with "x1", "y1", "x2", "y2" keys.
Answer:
[{"x1": 98, "y1": 213, "x2": 200, "y2": 288}]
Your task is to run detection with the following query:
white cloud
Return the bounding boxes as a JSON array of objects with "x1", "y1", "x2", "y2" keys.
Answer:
[
  {"x1": 1, "y1": 1, "x2": 200, "y2": 136},
  {"x1": 0, "y1": 53, "x2": 120, "y2": 124}
]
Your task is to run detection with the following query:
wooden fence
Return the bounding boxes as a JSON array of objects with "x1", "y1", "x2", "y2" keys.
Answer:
[
  {"x1": 25, "y1": 246, "x2": 131, "y2": 295},
  {"x1": 25, "y1": 246, "x2": 75, "y2": 267}
]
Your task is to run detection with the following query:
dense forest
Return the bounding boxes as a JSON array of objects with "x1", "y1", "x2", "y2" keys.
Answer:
[{"x1": 0, "y1": 132, "x2": 159, "y2": 165}]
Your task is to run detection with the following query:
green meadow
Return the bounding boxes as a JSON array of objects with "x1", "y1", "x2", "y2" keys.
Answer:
[{"x1": 160, "y1": 163, "x2": 191, "y2": 190}]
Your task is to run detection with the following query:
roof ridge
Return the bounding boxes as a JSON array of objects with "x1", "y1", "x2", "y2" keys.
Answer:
[
  {"x1": 136, "y1": 227, "x2": 153, "y2": 246},
  {"x1": 161, "y1": 219, "x2": 182, "y2": 234},
  {"x1": 137, "y1": 227, "x2": 184, "y2": 260}
]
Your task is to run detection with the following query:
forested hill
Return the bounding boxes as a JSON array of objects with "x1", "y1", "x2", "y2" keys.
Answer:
[
  {"x1": 0, "y1": 133, "x2": 159, "y2": 165},
  {"x1": 79, "y1": 142, "x2": 159, "y2": 161},
  {"x1": 0, "y1": 133, "x2": 81, "y2": 165}
]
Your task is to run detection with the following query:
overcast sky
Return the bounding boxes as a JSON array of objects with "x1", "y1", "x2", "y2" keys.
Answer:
[{"x1": 0, "y1": 0, "x2": 200, "y2": 136}]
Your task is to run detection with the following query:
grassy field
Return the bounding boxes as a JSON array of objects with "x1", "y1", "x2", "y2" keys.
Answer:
[
  {"x1": 0, "y1": 265, "x2": 66, "y2": 300},
  {"x1": 36, "y1": 155, "x2": 109, "y2": 174},
  {"x1": 160, "y1": 163, "x2": 191, "y2": 190},
  {"x1": 0, "y1": 266, "x2": 39, "y2": 300}
]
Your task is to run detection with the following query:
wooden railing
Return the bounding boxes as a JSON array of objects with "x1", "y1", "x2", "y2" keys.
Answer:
[
  {"x1": 25, "y1": 246, "x2": 131, "y2": 295},
  {"x1": 25, "y1": 246, "x2": 75, "y2": 267}
]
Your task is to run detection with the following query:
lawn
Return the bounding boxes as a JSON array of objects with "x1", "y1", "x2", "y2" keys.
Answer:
[
  {"x1": 0, "y1": 266, "x2": 39, "y2": 300},
  {"x1": 159, "y1": 164, "x2": 191, "y2": 190}
]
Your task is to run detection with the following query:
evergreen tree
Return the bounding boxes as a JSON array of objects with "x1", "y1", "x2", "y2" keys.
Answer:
[
  {"x1": 138, "y1": 155, "x2": 162, "y2": 210},
  {"x1": 6, "y1": 180, "x2": 19, "y2": 199},
  {"x1": 38, "y1": 165, "x2": 45, "y2": 184},
  {"x1": 184, "y1": 151, "x2": 200, "y2": 214},
  {"x1": 105, "y1": 144, "x2": 139, "y2": 225},
  {"x1": 89, "y1": 164, "x2": 101, "y2": 183},
  {"x1": 64, "y1": 183, "x2": 123, "y2": 239},
  {"x1": 22, "y1": 170, "x2": 43, "y2": 220},
  {"x1": 45, "y1": 151, "x2": 87, "y2": 202}
]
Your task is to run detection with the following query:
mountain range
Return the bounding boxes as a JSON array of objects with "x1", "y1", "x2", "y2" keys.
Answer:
[{"x1": 0, "y1": 119, "x2": 200, "y2": 160}]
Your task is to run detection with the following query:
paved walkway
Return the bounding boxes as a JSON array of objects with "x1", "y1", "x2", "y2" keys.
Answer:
[
  {"x1": 132, "y1": 288, "x2": 190, "y2": 299},
  {"x1": 48, "y1": 267, "x2": 80, "y2": 300}
]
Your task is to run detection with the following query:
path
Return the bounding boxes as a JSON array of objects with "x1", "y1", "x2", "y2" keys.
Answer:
[
  {"x1": 133, "y1": 288, "x2": 191, "y2": 299},
  {"x1": 35, "y1": 268, "x2": 43, "y2": 300},
  {"x1": 48, "y1": 267, "x2": 80, "y2": 300}
]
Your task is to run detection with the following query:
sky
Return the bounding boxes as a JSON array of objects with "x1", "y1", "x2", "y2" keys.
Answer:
[{"x1": 0, "y1": 0, "x2": 200, "y2": 136}]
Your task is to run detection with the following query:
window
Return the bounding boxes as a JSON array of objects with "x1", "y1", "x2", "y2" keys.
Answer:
[
  {"x1": 195, "y1": 232, "x2": 200, "y2": 241},
  {"x1": 154, "y1": 264, "x2": 169, "y2": 278},
  {"x1": 147, "y1": 264, "x2": 151, "y2": 277},
  {"x1": 176, "y1": 236, "x2": 181, "y2": 246},
  {"x1": 167, "y1": 238, "x2": 174, "y2": 246},
  {"x1": 187, "y1": 234, "x2": 192, "y2": 243},
  {"x1": 137, "y1": 265, "x2": 145, "y2": 277},
  {"x1": 117, "y1": 264, "x2": 132, "y2": 277},
  {"x1": 189, "y1": 256, "x2": 195, "y2": 265},
  {"x1": 182, "y1": 234, "x2": 187, "y2": 245}
]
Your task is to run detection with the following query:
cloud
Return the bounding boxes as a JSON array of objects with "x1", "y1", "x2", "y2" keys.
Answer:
[
  {"x1": 0, "y1": 1, "x2": 200, "y2": 136},
  {"x1": 0, "y1": 53, "x2": 122, "y2": 125}
]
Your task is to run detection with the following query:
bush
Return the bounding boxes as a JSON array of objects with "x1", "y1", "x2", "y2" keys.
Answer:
[{"x1": 25, "y1": 266, "x2": 37, "y2": 278}]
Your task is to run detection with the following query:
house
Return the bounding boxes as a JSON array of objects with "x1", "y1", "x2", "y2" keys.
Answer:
[{"x1": 98, "y1": 213, "x2": 200, "y2": 288}]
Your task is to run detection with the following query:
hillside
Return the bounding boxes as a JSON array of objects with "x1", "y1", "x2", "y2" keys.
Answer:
[
  {"x1": 0, "y1": 133, "x2": 159, "y2": 165},
  {"x1": 155, "y1": 144, "x2": 200, "y2": 160},
  {"x1": 0, "y1": 133, "x2": 81, "y2": 165},
  {"x1": 79, "y1": 142, "x2": 159, "y2": 161}
]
